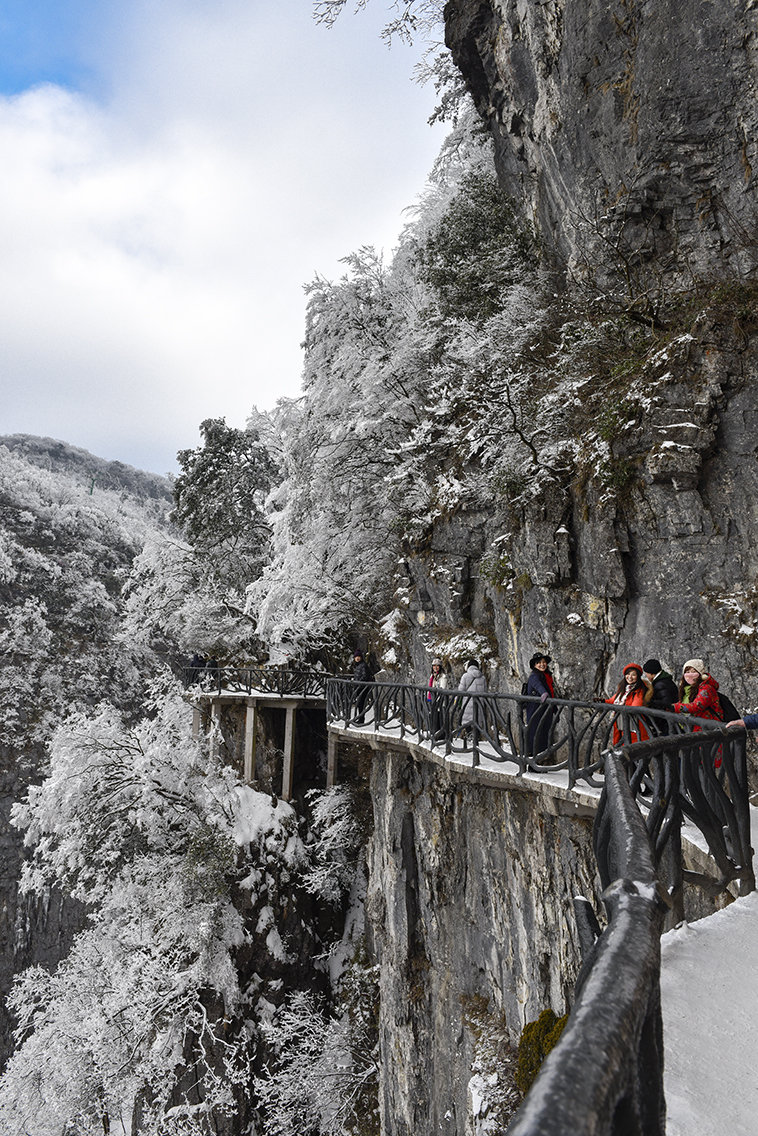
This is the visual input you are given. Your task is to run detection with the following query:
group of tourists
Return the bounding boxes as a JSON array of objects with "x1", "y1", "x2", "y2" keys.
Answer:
[{"x1": 348, "y1": 646, "x2": 756, "y2": 752}]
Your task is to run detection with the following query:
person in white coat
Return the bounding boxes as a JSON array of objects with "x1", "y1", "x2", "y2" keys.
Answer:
[{"x1": 458, "y1": 659, "x2": 487, "y2": 734}]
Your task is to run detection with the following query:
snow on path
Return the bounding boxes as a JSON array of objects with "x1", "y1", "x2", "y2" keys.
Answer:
[{"x1": 661, "y1": 891, "x2": 758, "y2": 1135}]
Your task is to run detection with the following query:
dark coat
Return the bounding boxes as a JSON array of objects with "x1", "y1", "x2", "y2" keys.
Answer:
[
  {"x1": 352, "y1": 659, "x2": 373, "y2": 683},
  {"x1": 527, "y1": 663, "x2": 556, "y2": 754},
  {"x1": 525, "y1": 668, "x2": 553, "y2": 724},
  {"x1": 648, "y1": 670, "x2": 678, "y2": 712}
]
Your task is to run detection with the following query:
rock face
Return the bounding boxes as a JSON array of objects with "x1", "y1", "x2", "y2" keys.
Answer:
[
  {"x1": 444, "y1": 0, "x2": 758, "y2": 283},
  {"x1": 365, "y1": 742, "x2": 600, "y2": 1135},
  {"x1": 401, "y1": 316, "x2": 758, "y2": 704},
  {"x1": 393, "y1": 1, "x2": 758, "y2": 715}
]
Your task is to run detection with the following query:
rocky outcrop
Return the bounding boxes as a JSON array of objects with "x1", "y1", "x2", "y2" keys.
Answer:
[
  {"x1": 365, "y1": 741, "x2": 600, "y2": 1135},
  {"x1": 391, "y1": 2, "x2": 758, "y2": 716},
  {"x1": 398, "y1": 273, "x2": 758, "y2": 709},
  {"x1": 445, "y1": 0, "x2": 758, "y2": 284}
]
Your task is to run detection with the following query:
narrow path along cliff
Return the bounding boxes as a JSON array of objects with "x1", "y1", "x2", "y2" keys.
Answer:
[{"x1": 660, "y1": 814, "x2": 758, "y2": 1136}]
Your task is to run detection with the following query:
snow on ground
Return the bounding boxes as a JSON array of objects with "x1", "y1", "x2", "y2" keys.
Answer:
[{"x1": 661, "y1": 889, "x2": 758, "y2": 1135}]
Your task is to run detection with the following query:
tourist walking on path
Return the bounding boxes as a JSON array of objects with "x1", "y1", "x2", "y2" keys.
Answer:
[
  {"x1": 525, "y1": 652, "x2": 557, "y2": 756},
  {"x1": 672, "y1": 659, "x2": 724, "y2": 727},
  {"x1": 458, "y1": 659, "x2": 487, "y2": 738},
  {"x1": 427, "y1": 657, "x2": 449, "y2": 741},
  {"x1": 606, "y1": 663, "x2": 653, "y2": 745},
  {"x1": 351, "y1": 649, "x2": 374, "y2": 725}
]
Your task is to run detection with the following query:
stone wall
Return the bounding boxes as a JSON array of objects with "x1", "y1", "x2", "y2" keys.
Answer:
[{"x1": 365, "y1": 740, "x2": 600, "y2": 1136}]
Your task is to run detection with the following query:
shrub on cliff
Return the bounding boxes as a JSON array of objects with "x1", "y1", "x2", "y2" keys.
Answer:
[
  {"x1": 417, "y1": 171, "x2": 537, "y2": 324},
  {"x1": 515, "y1": 1007, "x2": 568, "y2": 1096}
]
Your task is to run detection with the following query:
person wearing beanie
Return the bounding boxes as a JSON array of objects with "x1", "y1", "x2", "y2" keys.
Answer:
[
  {"x1": 524, "y1": 652, "x2": 558, "y2": 756},
  {"x1": 642, "y1": 658, "x2": 678, "y2": 713},
  {"x1": 427, "y1": 657, "x2": 449, "y2": 696},
  {"x1": 350, "y1": 649, "x2": 374, "y2": 724},
  {"x1": 426, "y1": 656, "x2": 449, "y2": 741},
  {"x1": 606, "y1": 662, "x2": 653, "y2": 745},
  {"x1": 673, "y1": 659, "x2": 723, "y2": 726}
]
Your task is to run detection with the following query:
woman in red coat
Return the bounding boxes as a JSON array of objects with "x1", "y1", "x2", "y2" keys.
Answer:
[
  {"x1": 673, "y1": 658, "x2": 724, "y2": 726},
  {"x1": 606, "y1": 662, "x2": 653, "y2": 745}
]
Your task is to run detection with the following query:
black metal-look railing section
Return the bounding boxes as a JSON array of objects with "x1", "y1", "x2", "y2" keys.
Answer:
[
  {"x1": 327, "y1": 678, "x2": 755, "y2": 904},
  {"x1": 327, "y1": 677, "x2": 701, "y2": 786},
  {"x1": 508, "y1": 751, "x2": 667, "y2": 1136},
  {"x1": 623, "y1": 727, "x2": 755, "y2": 912},
  {"x1": 326, "y1": 678, "x2": 755, "y2": 1135},
  {"x1": 185, "y1": 666, "x2": 329, "y2": 699}
]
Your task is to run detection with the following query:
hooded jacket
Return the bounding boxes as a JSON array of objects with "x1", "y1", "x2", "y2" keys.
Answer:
[
  {"x1": 458, "y1": 664, "x2": 487, "y2": 726},
  {"x1": 674, "y1": 674, "x2": 722, "y2": 724},
  {"x1": 606, "y1": 667, "x2": 653, "y2": 745}
]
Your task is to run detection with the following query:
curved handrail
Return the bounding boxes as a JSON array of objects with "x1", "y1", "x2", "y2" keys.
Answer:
[
  {"x1": 509, "y1": 751, "x2": 666, "y2": 1136},
  {"x1": 185, "y1": 666, "x2": 330, "y2": 699},
  {"x1": 326, "y1": 677, "x2": 715, "y2": 787},
  {"x1": 325, "y1": 677, "x2": 754, "y2": 1134}
]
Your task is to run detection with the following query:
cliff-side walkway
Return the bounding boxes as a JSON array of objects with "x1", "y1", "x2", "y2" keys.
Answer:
[{"x1": 661, "y1": 881, "x2": 758, "y2": 1136}]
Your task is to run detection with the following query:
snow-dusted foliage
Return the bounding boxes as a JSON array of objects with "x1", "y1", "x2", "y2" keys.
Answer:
[
  {"x1": 0, "y1": 689, "x2": 310, "y2": 1136},
  {"x1": 254, "y1": 958, "x2": 379, "y2": 1136},
  {"x1": 122, "y1": 418, "x2": 278, "y2": 661},
  {"x1": 121, "y1": 535, "x2": 257, "y2": 659},
  {"x1": 246, "y1": 121, "x2": 549, "y2": 659},
  {"x1": 0, "y1": 442, "x2": 170, "y2": 755},
  {"x1": 301, "y1": 786, "x2": 363, "y2": 906}
]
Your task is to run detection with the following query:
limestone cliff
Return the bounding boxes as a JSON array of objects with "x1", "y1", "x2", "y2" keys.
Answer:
[
  {"x1": 444, "y1": 0, "x2": 758, "y2": 284},
  {"x1": 393, "y1": 0, "x2": 758, "y2": 709},
  {"x1": 365, "y1": 742, "x2": 599, "y2": 1135}
]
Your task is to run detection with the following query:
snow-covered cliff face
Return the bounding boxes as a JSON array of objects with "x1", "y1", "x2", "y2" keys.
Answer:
[
  {"x1": 444, "y1": 0, "x2": 758, "y2": 283},
  {"x1": 399, "y1": 314, "x2": 758, "y2": 702},
  {"x1": 390, "y1": 0, "x2": 758, "y2": 711},
  {"x1": 365, "y1": 744, "x2": 599, "y2": 1135}
]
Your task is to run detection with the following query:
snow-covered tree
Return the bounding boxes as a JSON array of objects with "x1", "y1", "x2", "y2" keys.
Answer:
[
  {"x1": 173, "y1": 417, "x2": 277, "y2": 594},
  {"x1": 0, "y1": 689, "x2": 309, "y2": 1136}
]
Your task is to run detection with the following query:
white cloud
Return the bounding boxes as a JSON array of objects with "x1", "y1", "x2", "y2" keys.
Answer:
[{"x1": 0, "y1": 2, "x2": 446, "y2": 472}]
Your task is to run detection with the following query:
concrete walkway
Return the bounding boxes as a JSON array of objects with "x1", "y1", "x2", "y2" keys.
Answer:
[{"x1": 661, "y1": 809, "x2": 758, "y2": 1135}]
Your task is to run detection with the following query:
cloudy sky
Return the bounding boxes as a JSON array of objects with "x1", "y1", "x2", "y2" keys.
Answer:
[{"x1": 0, "y1": 1, "x2": 447, "y2": 474}]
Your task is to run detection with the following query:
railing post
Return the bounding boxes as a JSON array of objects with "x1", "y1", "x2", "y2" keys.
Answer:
[{"x1": 327, "y1": 731, "x2": 338, "y2": 788}]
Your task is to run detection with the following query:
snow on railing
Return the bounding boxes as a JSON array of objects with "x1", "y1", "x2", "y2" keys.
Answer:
[{"x1": 184, "y1": 665, "x2": 329, "y2": 699}]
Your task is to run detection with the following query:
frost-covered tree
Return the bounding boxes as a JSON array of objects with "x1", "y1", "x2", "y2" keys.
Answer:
[
  {"x1": 0, "y1": 689, "x2": 310, "y2": 1136},
  {"x1": 255, "y1": 963, "x2": 379, "y2": 1136},
  {"x1": 246, "y1": 121, "x2": 555, "y2": 659},
  {"x1": 173, "y1": 417, "x2": 277, "y2": 593},
  {"x1": 248, "y1": 247, "x2": 429, "y2": 656},
  {"x1": 0, "y1": 442, "x2": 169, "y2": 755}
]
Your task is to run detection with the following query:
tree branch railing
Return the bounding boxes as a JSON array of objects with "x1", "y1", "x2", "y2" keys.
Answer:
[
  {"x1": 328, "y1": 675, "x2": 702, "y2": 778},
  {"x1": 510, "y1": 725, "x2": 756, "y2": 1135},
  {"x1": 508, "y1": 750, "x2": 667, "y2": 1135},
  {"x1": 327, "y1": 677, "x2": 755, "y2": 1135},
  {"x1": 326, "y1": 677, "x2": 754, "y2": 903},
  {"x1": 185, "y1": 666, "x2": 329, "y2": 699}
]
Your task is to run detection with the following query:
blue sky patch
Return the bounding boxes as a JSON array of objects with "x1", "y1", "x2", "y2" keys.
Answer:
[{"x1": 0, "y1": 0, "x2": 104, "y2": 93}]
